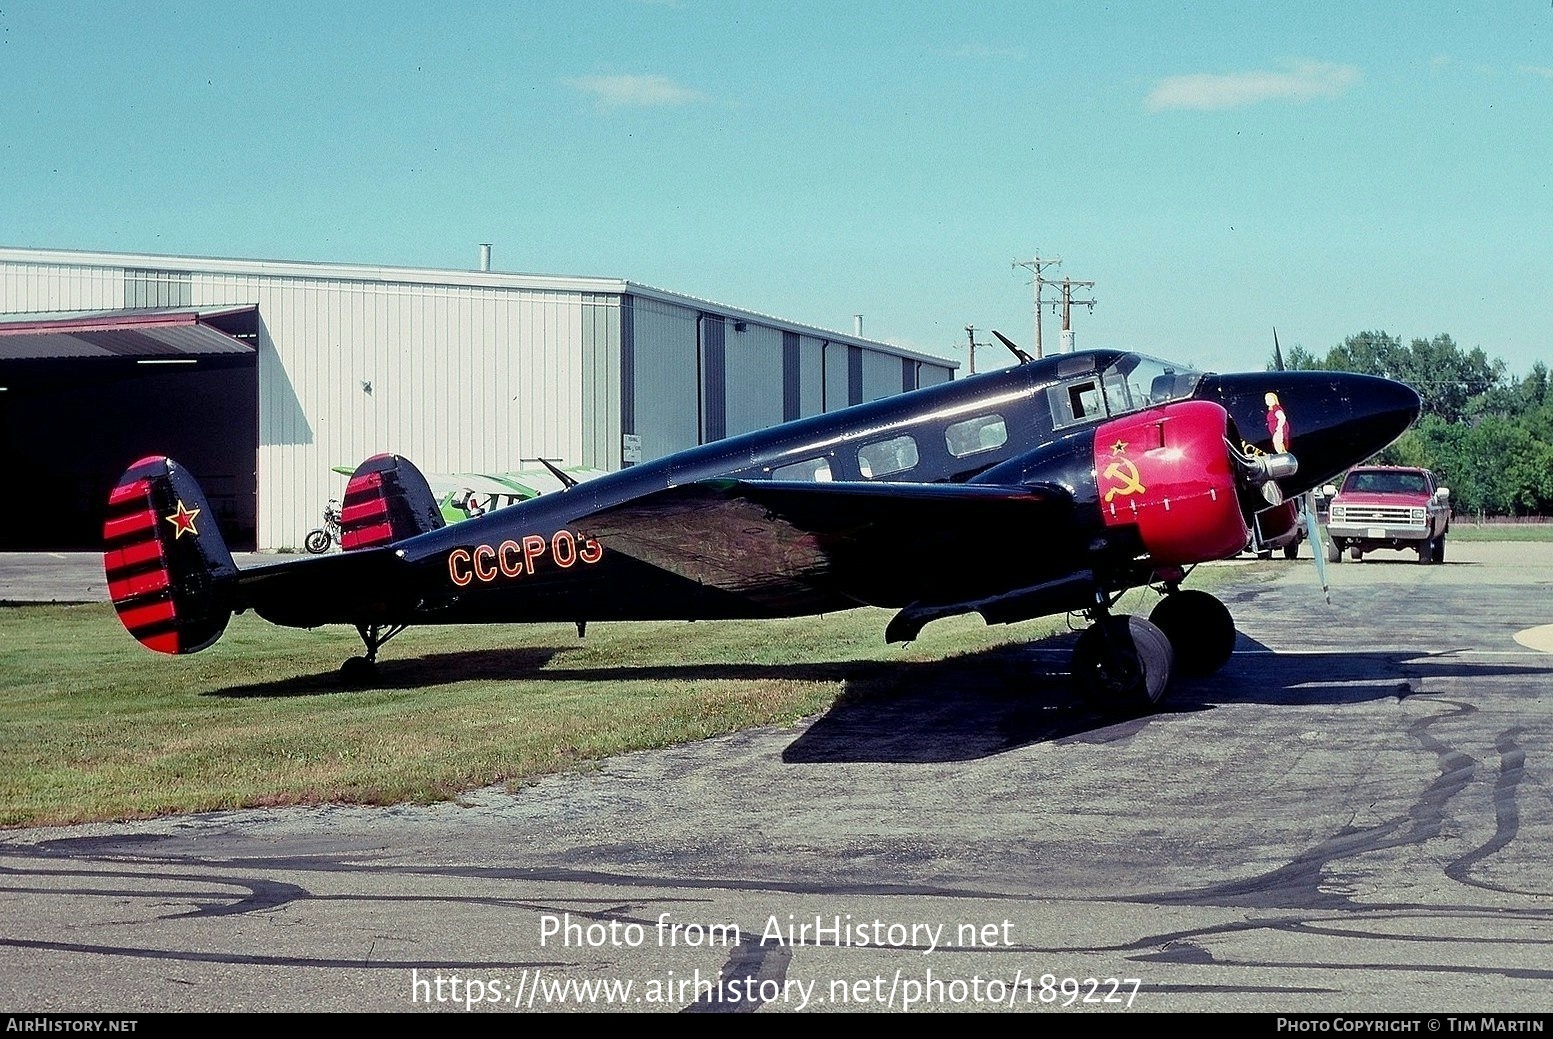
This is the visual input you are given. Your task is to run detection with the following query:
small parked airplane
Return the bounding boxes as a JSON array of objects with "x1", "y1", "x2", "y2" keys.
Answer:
[{"x1": 102, "y1": 343, "x2": 1419, "y2": 712}]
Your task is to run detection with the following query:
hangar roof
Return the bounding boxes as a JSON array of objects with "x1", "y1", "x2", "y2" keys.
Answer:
[
  {"x1": 0, "y1": 246, "x2": 955, "y2": 369},
  {"x1": 0, "y1": 306, "x2": 257, "y2": 360}
]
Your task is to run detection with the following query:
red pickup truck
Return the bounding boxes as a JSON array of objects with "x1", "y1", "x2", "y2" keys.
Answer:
[{"x1": 1324, "y1": 466, "x2": 1451, "y2": 564}]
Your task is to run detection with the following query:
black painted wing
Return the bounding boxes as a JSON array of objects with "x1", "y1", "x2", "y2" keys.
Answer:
[{"x1": 577, "y1": 478, "x2": 1075, "y2": 610}]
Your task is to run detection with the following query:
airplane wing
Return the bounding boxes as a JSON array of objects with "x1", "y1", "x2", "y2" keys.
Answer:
[{"x1": 578, "y1": 478, "x2": 1077, "y2": 610}]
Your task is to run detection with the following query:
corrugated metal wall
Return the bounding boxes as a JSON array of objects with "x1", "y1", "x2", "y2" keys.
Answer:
[
  {"x1": 2, "y1": 252, "x2": 956, "y2": 548},
  {"x1": 629, "y1": 294, "x2": 701, "y2": 461},
  {"x1": 0, "y1": 261, "x2": 122, "y2": 311},
  {"x1": 724, "y1": 322, "x2": 783, "y2": 437},
  {"x1": 918, "y1": 364, "x2": 952, "y2": 388},
  {"x1": 799, "y1": 335, "x2": 827, "y2": 415},
  {"x1": 824, "y1": 341, "x2": 851, "y2": 412},
  {"x1": 231, "y1": 276, "x2": 604, "y2": 548},
  {"x1": 861, "y1": 348, "x2": 904, "y2": 403}
]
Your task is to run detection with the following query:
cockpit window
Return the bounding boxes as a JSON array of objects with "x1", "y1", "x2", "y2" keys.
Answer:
[
  {"x1": 1047, "y1": 354, "x2": 1201, "y2": 429},
  {"x1": 1048, "y1": 377, "x2": 1106, "y2": 429},
  {"x1": 1111, "y1": 354, "x2": 1201, "y2": 407}
]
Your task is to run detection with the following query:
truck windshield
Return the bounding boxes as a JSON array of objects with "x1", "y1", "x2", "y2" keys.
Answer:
[{"x1": 1343, "y1": 471, "x2": 1428, "y2": 495}]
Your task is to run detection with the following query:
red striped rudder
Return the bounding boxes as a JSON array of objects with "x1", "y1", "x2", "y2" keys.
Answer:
[
  {"x1": 338, "y1": 454, "x2": 445, "y2": 550},
  {"x1": 102, "y1": 456, "x2": 237, "y2": 655}
]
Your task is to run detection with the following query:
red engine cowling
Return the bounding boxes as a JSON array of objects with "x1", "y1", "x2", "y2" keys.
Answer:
[{"x1": 1092, "y1": 401, "x2": 1249, "y2": 566}]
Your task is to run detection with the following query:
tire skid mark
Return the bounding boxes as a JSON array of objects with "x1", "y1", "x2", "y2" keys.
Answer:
[{"x1": 1447, "y1": 727, "x2": 1533, "y2": 894}]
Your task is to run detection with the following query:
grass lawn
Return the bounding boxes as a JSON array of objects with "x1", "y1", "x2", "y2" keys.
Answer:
[
  {"x1": 1445, "y1": 523, "x2": 1553, "y2": 543},
  {"x1": 0, "y1": 569, "x2": 1246, "y2": 827}
]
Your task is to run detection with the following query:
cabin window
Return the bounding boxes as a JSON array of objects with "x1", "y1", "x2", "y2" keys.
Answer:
[
  {"x1": 944, "y1": 414, "x2": 1008, "y2": 457},
  {"x1": 773, "y1": 457, "x2": 833, "y2": 482},
  {"x1": 857, "y1": 435, "x2": 918, "y2": 478}
]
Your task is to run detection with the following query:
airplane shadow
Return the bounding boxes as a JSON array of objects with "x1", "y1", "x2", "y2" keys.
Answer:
[
  {"x1": 206, "y1": 646, "x2": 572, "y2": 698},
  {"x1": 781, "y1": 632, "x2": 1544, "y2": 763},
  {"x1": 206, "y1": 628, "x2": 1548, "y2": 764}
]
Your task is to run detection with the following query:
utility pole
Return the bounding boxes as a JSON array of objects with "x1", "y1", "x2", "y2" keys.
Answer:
[
  {"x1": 961, "y1": 325, "x2": 990, "y2": 374},
  {"x1": 1013, "y1": 254, "x2": 1063, "y2": 358},
  {"x1": 1057, "y1": 277, "x2": 1097, "y2": 353}
]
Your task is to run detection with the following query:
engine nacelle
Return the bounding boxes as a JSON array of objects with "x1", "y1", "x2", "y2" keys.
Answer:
[{"x1": 1092, "y1": 401, "x2": 1249, "y2": 566}]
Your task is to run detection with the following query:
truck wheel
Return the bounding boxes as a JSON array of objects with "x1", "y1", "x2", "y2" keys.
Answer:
[
  {"x1": 1327, "y1": 538, "x2": 1343, "y2": 564},
  {"x1": 1283, "y1": 542, "x2": 1300, "y2": 560},
  {"x1": 1418, "y1": 538, "x2": 1434, "y2": 564},
  {"x1": 1349, "y1": 546, "x2": 1363, "y2": 562},
  {"x1": 1433, "y1": 535, "x2": 1446, "y2": 564}
]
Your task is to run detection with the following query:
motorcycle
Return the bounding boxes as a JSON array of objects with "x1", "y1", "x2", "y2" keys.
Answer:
[{"x1": 304, "y1": 499, "x2": 342, "y2": 554}]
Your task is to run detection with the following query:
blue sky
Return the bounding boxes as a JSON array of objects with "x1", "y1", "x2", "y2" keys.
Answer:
[{"x1": 3, "y1": 1, "x2": 1550, "y2": 376}]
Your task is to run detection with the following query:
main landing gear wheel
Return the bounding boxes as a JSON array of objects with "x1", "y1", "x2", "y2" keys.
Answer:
[
  {"x1": 1072, "y1": 615, "x2": 1174, "y2": 714},
  {"x1": 339, "y1": 622, "x2": 410, "y2": 685},
  {"x1": 1149, "y1": 589, "x2": 1235, "y2": 677},
  {"x1": 340, "y1": 656, "x2": 377, "y2": 686}
]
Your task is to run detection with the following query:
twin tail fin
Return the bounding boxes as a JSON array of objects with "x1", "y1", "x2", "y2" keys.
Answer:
[{"x1": 102, "y1": 456, "x2": 237, "y2": 655}]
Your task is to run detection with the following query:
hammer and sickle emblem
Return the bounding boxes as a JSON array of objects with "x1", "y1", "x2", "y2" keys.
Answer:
[{"x1": 1102, "y1": 458, "x2": 1146, "y2": 503}]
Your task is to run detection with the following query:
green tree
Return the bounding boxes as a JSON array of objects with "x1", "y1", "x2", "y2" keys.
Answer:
[{"x1": 1393, "y1": 334, "x2": 1503, "y2": 424}]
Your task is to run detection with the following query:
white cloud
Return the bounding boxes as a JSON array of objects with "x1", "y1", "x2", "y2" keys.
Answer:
[
  {"x1": 1145, "y1": 60, "x2": 1361, "y2": 112},
  {"x1": 1519, "y1": 65, "x2": 1553, "y2": 80},
  {"x1": 566, "y1": 74, "x2": 707, "y2": 107}
]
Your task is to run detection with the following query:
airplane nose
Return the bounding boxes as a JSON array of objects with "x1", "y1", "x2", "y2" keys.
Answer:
[
  {"x1": 1341, "y1": 373, "x2": 1422, "y2": 460},
  {"x1": 1194, "y1": 369, "x2": 1422, "y2": 493}
]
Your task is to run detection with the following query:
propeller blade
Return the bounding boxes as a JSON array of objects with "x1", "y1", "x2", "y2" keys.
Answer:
[
  {"x1": 1300, "y1": 490, "x2": 1330, "y2": 605},
  {"x1": 1273, "y1": 327, "x2": 1286, "y2": 372}
]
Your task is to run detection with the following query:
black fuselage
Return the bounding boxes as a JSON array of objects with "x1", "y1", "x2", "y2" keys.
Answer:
[{"x1": 239, "y1": 351, "x2": 1419, "y2": 630}]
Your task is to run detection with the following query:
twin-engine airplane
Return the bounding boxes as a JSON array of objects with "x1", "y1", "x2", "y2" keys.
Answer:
[{"x1": 103, "y1": 346, "x2": 1419, "y2": 712}]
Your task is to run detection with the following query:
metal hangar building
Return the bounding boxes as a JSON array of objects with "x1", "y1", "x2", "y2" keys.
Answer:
[{"x1": 0, "y1": 246, "x2": 955, "y2": 552}]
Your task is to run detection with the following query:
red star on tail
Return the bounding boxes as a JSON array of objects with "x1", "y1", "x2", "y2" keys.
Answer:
[{"x1": 165, "y1": 500, "x2": 200, "y2": 539}]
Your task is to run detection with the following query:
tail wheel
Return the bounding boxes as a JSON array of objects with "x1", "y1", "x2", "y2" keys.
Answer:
[
  {"x1": 1072, "y1": 615, "x2": 1173, "y2": 714},
  {"x1": 1149, "y1": 589, "x2": 1236, "y2": 676}
]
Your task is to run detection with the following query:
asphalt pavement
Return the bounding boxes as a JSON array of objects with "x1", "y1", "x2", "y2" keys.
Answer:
[{"x1": 2, "y1": 542, "x2": 1552, "y2": 1013}]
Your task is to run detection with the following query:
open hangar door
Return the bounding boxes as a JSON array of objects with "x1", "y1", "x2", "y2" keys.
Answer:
[{"x1": 0, "y1": 307, "x2": 258, "y2": 551}]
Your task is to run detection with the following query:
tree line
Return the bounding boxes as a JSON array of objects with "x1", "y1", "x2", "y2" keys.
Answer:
[{"x1": 1271, "y1": 331, "x2": 1553, "y2": 518}]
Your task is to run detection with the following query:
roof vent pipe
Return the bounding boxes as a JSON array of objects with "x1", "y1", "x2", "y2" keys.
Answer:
[
  {"x1": 854, "y1": 314, "x2": 863, "y2": 337},
  {"x1": 478, "y1": 243, "x2": 492, "y2": 272}
]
